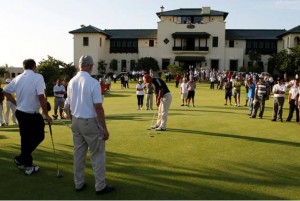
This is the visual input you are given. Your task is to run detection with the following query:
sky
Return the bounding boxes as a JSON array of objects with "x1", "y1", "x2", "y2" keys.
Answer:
[{"x1": 1, "y1": 0, "x2": 300, "y2": 67}]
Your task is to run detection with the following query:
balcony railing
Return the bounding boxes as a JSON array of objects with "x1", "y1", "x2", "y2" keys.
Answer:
[
  {"x1": 173, "y1": 46, "x2": 209, "y2": 51},
  {"x1": 110, "y1": 47, "x2": 138, "y2": 53}
]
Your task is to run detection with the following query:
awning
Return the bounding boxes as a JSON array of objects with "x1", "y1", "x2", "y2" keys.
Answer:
[
  {"x1": 172, "y1": 32, "x2": 210, "y2": 38},
  {"x1": 175, "y1": 56, "x2": 206, "y2": 62}
]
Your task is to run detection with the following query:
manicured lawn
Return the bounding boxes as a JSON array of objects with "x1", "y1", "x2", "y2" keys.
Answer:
[{"x1": 0, "y1": 80, "x2": 299, "y2": 200}]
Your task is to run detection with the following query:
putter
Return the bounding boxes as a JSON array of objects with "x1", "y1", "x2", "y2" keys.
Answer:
[
  {"x1": 147, "y1": 110, "x2": 157, "y2": 137},
  {"x1": 48, "y1": 122, "x2": 63, "y2": 178}
]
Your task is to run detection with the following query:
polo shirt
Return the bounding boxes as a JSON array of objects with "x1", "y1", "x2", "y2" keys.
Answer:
[
  {"x1": 289, "y1": 85, "x2": 299, "y2": 100},
  {"x1": 53, "y1": 85, "x2": 65, "y2": 98},
  {"x1": 67, "y1": 71, "x2": 102, "y2": 119},
  {"x1": 273, "y1": 84, "x2": 286, "y2": 98},
  {"x1": 4, "y1": 69, "x2": 46, "y2": 113},
  {"x1": 152, "y1": 78, "x2": 170, "y2": 95}
]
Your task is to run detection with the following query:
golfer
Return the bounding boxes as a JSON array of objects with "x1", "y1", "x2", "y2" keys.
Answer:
[
  {"x1": 144, "y1": 74, "x2": 172, "y2": 131},
  {"x1": 67, "y1": 55, "x2": 114, "y2": 194},
  {"x1": 3, "y1": 59, "x2": 52, "y2": 175}
]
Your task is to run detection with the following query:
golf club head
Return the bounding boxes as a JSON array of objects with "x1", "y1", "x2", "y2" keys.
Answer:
[{"x1": 57, "y1": 170, "x2": 63, "y2": 178}]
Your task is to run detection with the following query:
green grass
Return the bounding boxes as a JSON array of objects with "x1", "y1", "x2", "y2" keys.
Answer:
[{"x1": 0, "y1": 81, "x2": 299, "y2": 200}]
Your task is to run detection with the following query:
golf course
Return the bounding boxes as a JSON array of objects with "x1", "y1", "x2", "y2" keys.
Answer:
[{"x1": 0, "y1": 80, "x2": 299, "y2": 200}]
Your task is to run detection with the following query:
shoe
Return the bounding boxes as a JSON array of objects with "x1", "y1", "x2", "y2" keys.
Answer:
[
  {"x1": 52, "y1": 115, "x2": 58, "y2": 120},
  {"x1": 14, "y1": 157, "x2": 25, "y2": 170},
  {"x1": 96, "y1": 185, "x2": 115, "y2": 195},
  {"x1": 224, "y1": 103, "x2": 227, "y2": 105},
  {"x1": 286, "y1": 119, "x2": 291, "y2": 122},
  {"x1": 249, "y1": 116, "x2": 255, "y2": 118},
  {"x1": 155, "y1": 127, "x2": 166, "y2": 131},
  {"x1": 1, "y1": 123, "x2": 7, "y2": 127},
  {"x1": 25, "y1": 165, "x2": 40, "y2": 175},
  {"x1": 75, "y1": 183, "x2": 87, "y2": 192},
  {"x1": 271, "y1": 119, "x2": 276, "y2": 122},
  {"x1": 151, "y1": 125, "x2": 158, "y2": 129},
  {"x1": 258, "y1": 117, "x2": 262, "y2": 119},
  {"x1": 180, "y1": 104, "x2": 184, "y2": 106}
]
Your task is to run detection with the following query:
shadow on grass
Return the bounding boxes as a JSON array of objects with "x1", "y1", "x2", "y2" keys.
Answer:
[
  {"x1": 167, "y1": 128, "x2": 300, "y2": 147},
  {"x1": 0, "y1": 144, "x2": 299, "y2": 199}
]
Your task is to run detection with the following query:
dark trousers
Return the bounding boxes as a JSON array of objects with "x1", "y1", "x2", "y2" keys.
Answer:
[
  {"x1": 287, "y1": 99, "x2": 299, "y2": 122},
  {"x1": 137, "y1": 95, "x2": 144, "y2": 106},
  {"x1": 272, "y1": 97, "x2": 285, "y2": 120},
  {"x1": 251, "y1": 96, "x2": 266, "y2": 118},
  {"x1": 15, "y1": 110, "x2": 45, "y2": 166}
]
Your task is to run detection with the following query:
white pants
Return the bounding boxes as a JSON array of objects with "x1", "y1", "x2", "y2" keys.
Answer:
[
  {"x1": 156, "y1": 93, "x2": 172, "y2": 129},
  {"x1": 5, "y1": 100, "x2": 17, "y2": 124},
  {"x1": 72, "y1": 117, "x2": 106, "y2": 191}
]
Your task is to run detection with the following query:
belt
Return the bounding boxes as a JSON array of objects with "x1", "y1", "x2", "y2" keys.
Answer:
[
  {"x1": 17, "y1": 110, "x2": 39, "y2": 114},
  {"x1": 55, "y1": 96, "x2": 63, "y2": 98}
]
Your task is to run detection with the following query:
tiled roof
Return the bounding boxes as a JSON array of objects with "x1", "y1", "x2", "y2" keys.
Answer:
[
  {"x1": 156, "y1": 8, "x2": 228, "y2": 20},
  {"x1": 69, "y1": 25, "x2": 110, "y2": 36},
  {"x1": 278, "y1": 25, "x2": 300, "y2": 37},
  {"x1": 226, "y1": 29, "x2": 286, "y2": 40},
  {"x1": 69, "y1": 26, "x2": 157, "y2": 39},
  {"x1": 104, "y1": 29, "x2": 157, "y2": 39}
]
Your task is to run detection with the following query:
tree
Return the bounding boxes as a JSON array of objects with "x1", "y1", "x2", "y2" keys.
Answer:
[
  {"x1": 136, "y1": 57, "x2": 159, "y2": 71},
  {"x1": 0, "y1": 64, "x2": 9, "y2": 77},
  {"x1": 167, "y1": 64, "x2": 182, "y2": 74},
  {"x1": 98, "y1": 60, "x2": 107, "y2": 75},
  {"x1": 248, "y1": 50, "x2": 263, "y2": 72},
  {"x1": 60, "y1": 63, "x2": 77, "y2": 81},
  {"x1": 109, "y1": 59, "x2": 118, "y2": 72},
  {"x1": 289, "y1": 45, "x2": 300, "y2": 74},
  {"x1": 37, "y1": 55, "x2": 74, "y2": 96},
  {"x1": 268, "y1": 50, "x2": 289, "y2": 76}
]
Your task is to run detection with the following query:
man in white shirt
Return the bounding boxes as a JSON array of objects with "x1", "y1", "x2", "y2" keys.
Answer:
[
  {"x1": 286, "y1": 78, "x2": 299, "y2": 122},
  {"x1": 180, "y1": 78, "x2": 188, "y2": 106},
  {"x1": 67, "y1": 55, "x2": 114, "y2": 194},
  {"x1": 53, "y1": 79, "x2": 65, "y2": 120},
  {"x1": 3, "y1": 59, "x2": 52, "y2": 175},
  {"x1": 271, "y1": 77, "x2": 287, "y2": 122}
]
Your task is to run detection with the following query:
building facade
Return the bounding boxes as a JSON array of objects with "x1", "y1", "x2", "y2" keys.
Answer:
[{"x1": 69, "y1": 6, "x2": 300, "y2": 76}]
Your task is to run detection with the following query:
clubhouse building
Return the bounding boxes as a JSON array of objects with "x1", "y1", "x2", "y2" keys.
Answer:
[{"x1": 69, "y1": 6, "x2": 300, "y2": 76}]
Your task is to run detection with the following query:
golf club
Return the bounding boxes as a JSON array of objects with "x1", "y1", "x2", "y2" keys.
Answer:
[
  {"x1": 48, "y1": 122, "x2": 63, "y2": 178},
  {"x1": 147, "y1": 110, "x2": 157, "y2": 137}
]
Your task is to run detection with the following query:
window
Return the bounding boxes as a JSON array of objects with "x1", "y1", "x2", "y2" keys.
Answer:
[
  {"x1": 130, "y1": 60, "x2": 136, "y2": 71},
  {"x1": 12, "y1": 73, "x2": 16, "y2": 77},
  {"x1": 229, "y1": 40, "x2": 234, "y2": 48},
  {"x1": 121, "y1": 60, "x2": 127, "y2": 72},
  {"x1": 149, "y1": 40, "x2": 154, "y2": 47},
  {"x1": 83, "y1": 37, "x2": 89, "y2": 46},
  {"x1": 99, "y1": 38, "x2": 102, "y2": 47},
  {"x1": 212, "y1": 37, "x2": 218, "y2": 47}
]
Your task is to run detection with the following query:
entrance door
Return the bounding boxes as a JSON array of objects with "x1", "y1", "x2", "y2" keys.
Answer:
[
  {"x1": 211, "y1": 59, "x2": 219, "y2": 70},
  {"x1": 230, "y1": 60, "x2": 238, "y2": 71}
]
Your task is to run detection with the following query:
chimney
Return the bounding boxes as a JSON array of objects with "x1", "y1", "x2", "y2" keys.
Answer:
[
  {"x1": 80, "y1": 24, "x2": 85, "y2": 28},
  {"x1": 202, "y1": 7, "x2": 211, "y2": 14},
  {"x1": 160, "y1": 5, "x2": 164, "y2": 12}
]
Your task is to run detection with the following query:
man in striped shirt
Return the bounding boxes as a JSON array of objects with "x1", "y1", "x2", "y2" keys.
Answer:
[{"x1": 249, "y1": 75, "x2": 270, "y2": 119}]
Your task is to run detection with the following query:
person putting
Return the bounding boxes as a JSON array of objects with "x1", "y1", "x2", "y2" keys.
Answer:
[{"x1": 143, "y1": 73, "x2": 172, "y2": 131}]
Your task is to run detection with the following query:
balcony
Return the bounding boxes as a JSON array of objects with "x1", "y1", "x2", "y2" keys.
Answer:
[{"x1": 172, "y1": 46, "x2": 209, "y2": 52}]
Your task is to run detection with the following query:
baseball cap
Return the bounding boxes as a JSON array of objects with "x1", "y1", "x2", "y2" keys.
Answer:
[
  {"x1": 79, "y1": 55, "x2": 94, "y2": 67},
  {"x1": 143, "y1": 74, "x2": 152, "y2": 80}
]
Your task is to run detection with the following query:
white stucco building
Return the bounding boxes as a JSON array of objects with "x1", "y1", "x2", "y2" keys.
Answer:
[{"x1": 69, "y1": 6, "x2": 300, "y2": 76}]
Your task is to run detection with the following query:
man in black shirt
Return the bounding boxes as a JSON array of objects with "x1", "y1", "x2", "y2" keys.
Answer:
[{"x1": 144, "y1": 74, "x2": 172, "y2": 131}]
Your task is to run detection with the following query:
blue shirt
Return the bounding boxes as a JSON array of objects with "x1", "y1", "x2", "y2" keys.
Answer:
[{"x1": 247, "y1": 82, "x2": 255, "y2": 98}]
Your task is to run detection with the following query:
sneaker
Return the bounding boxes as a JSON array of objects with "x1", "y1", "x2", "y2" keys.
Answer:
[
  {"x1": 155, "y1": 127, "x2": 166, "y2": 131},
  {"x1": 14, "y1": 157, "x2": 25, "y2": 170},
  {"x1": 180, "y1": 104, "x2": 184, "y2": 106},
  {"x1": 25, "y1": 165, "x2": 40, "y2": 175},
  {"x1": 151, "y1": 125, "x2": 158, "y2": 129},
  {"x1": 96, "y1": 185, "x2": 115, "y2": 195}
]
